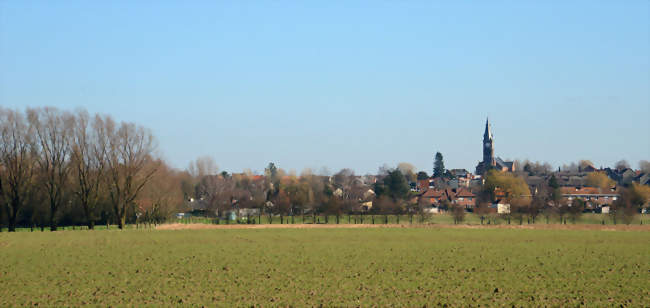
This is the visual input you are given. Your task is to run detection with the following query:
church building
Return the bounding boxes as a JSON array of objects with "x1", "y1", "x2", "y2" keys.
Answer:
[{"x1": 475, "y1": 118, "x2": 515, "y2": 175}]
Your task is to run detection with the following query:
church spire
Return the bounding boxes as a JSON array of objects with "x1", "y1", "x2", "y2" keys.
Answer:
[{"x1": 484, "y1": 117, "x2": 492, "y2": 140}]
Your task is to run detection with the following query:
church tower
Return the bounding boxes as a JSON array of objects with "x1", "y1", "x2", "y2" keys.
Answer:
[
  {"x1": 476, "y1": 118, "x2": 495, "y2": 175},
  {"x1": 482, "y1": 118, "x2": 494, "y2": 167},
  {"x1": 476, "y1": 118, "x2": 514, "y2": 175}
]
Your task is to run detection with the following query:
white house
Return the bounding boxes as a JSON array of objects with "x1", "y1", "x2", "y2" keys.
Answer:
[{"x1": 496, "y1": 203, "x2": 511, "y2": 214}]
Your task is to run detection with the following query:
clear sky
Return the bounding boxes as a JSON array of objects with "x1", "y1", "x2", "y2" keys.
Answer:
[{"x1": 1, "y1": 1, "x2": 649, "y2": 175}]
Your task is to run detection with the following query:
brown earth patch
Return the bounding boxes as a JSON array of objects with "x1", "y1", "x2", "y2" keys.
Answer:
[{"x1": 156, "y1": 223, "x2": 650, "y2": 231}]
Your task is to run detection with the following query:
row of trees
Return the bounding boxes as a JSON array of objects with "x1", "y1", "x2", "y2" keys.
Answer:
[
  {"x1": 0, "y1": 104, "x2": 425, "y2": 231},
  {"x1": 0, "y1": 107, "x2": 187, "y2": 231},
  {"x1": 184, "y1": 160, "x2": 417, "y2": 220}
]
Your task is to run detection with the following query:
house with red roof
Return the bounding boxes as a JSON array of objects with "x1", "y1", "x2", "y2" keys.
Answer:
[
  {"x1": 419, "y1": 188, "x2": 477, "y2": 211},
  {"x1": 560, "y1": 186, "x2": 619, "y2": 210},
  {"x1": 453, "y1": 188, "x2": 476, "y2": 209}
]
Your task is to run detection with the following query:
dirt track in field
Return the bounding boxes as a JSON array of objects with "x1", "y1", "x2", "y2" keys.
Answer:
[{"x1": 156, "y1": 223, "x2": 650, "y2": 231}]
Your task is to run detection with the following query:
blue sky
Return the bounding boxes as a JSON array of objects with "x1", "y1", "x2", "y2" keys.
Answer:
[{"x1": 1, "y1": 1, "x2": 648, "y2": 174}]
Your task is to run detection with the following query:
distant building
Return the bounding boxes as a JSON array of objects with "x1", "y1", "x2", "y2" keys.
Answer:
[
  {"x1": 496, "y1": 203, "x2": 511, "y2": 214},
  {"x1": 475, "y1": 118, "x2": 515, "y2": 175},
  {"x1": 604, "y1": 167, "x2": 637, "y2": 186},
  {"x1": 418, "y1": 188, "x2": 476, "y2": 211},
  {"x1": 494, "y1": 157, "x2": 515, "y2": 173},
  {"x1": 416, "y1": 179, "x2": 432, "y2": 191},
  {"x1": 448, "y1": 169, "x2": 473, "y2": 188},
  {"x1": 636, "y1": 173, "x2": 650, "y2": 186},
  {"x1": 360, "y1": 201, "x2": 373, "y2": 211},
  {"x1": 453, "y1": 188, "x2": 476, "y2": 209},
  {"x1": 581, "y1": 164, "x2": 597, "y2": 173},
  {"x1": 560, "y1": 187, "x2": 619, "y2": 210},
  {"x1": 449, "y1": 169, "x2": 471, "y2": 178},
  {"x1": 421, "y1": 189, "x2": 447, "y2": 206}
]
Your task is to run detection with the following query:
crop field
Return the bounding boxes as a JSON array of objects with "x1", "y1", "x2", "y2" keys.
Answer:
[{"x1": 1, "y1": 226, "x2": 649, "y2": 307}]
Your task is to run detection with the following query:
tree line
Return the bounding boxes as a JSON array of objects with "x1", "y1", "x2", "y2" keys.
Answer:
[
  {"x1": 0, "y1": 107, "x2": 187, "y2": 231},
  {"x1": 2, "y1": 107, "x2": 648, "y2": 232},
  {"x1": 0, "y1": 107, "x2": 425, "y2": 232},
  {"x1": 184, "y1": 160, "x2": 426, "y2": 223}
]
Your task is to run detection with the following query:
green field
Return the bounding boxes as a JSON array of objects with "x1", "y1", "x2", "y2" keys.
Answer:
[{"x1": 1, "y1": 227, "x2": 649, "y2": 306}]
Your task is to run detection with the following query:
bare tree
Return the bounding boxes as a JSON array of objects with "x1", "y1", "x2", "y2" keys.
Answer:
[
  {"x1": 520, "y1": 160, "x2": 552, "y2": 175},
  {"x1": 137, "y1": 160, "x2": 184, "y2": 224},
  {"x1": 610, "y1": 187, "x2": 644, "y2": 225},
  {"x1": 450, "y1": 203, "x2": 466, "y2": 224},
  {"x1": 397, "y1": 162, "x2": 416, "y2": 182},
  {"x1": 639, "y1": 160, "x2": 650, "y2": 173},
  {"x1": 274, "y1": 190, "x2": 291, "y2": 223},
  {"x1": 284, "y1": 178, "x2": 310, "y2": 217},
  {"x1": 323, "y1": 195, "x2": 343, "y2": 223},
  {"x1": 0, "y1": 108, "x2": 36, "y2": 231},
  {"x1": 236, "y1": 173, "x2": 266, "y2": 211},
  {"x1": 474, "y1": 187, "x2": 493, "y2": 225},
  {"x1": 105, "y1": 120, "x2": 158, "y2": 229},
  {"x1": 184, "y1": 156, "x2": 218, "y2": 201},
  {"x1": 27, "y1": 107, "x2": 74, "y2": 231},
  {"x1": 557, "y1": 199, "x2": 570, "y2": 224},
  {"x1": 332, "y1": 169, "x2": 370, "y2": 214},
  {"x1": 333, "y1": 168, "x2": 355, "y2": 191},
  {"x1": 69, "y1": 110, "x2": 109, "y2": 229},
  {"x1": 568, "y1": 198, "x2": 585, "y2": 223},
  {"x1": 188, "y1": 156, "x2": 218, "y2": 178},
  {"x1": 615, "y1": 160, "x2": 630, "y2": 170},
  {"x1": 528, "y1": 196, "x2": 543, "y2": 224},
  {"x1": 416, "y1": 195, "x2": 432, "y2": 223},
  {"x1": 372, "y1": 196, "x2": 402, "y2": 215},
  {"x1": 301, "y1": 171, "x2": 326, "y2": 218},
  {"x1": 197, "y1": 174, "x2": 235, "y2": 217},
  {"x1": 510, "y1": 197, "x2": 530, "y2": 225}
]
